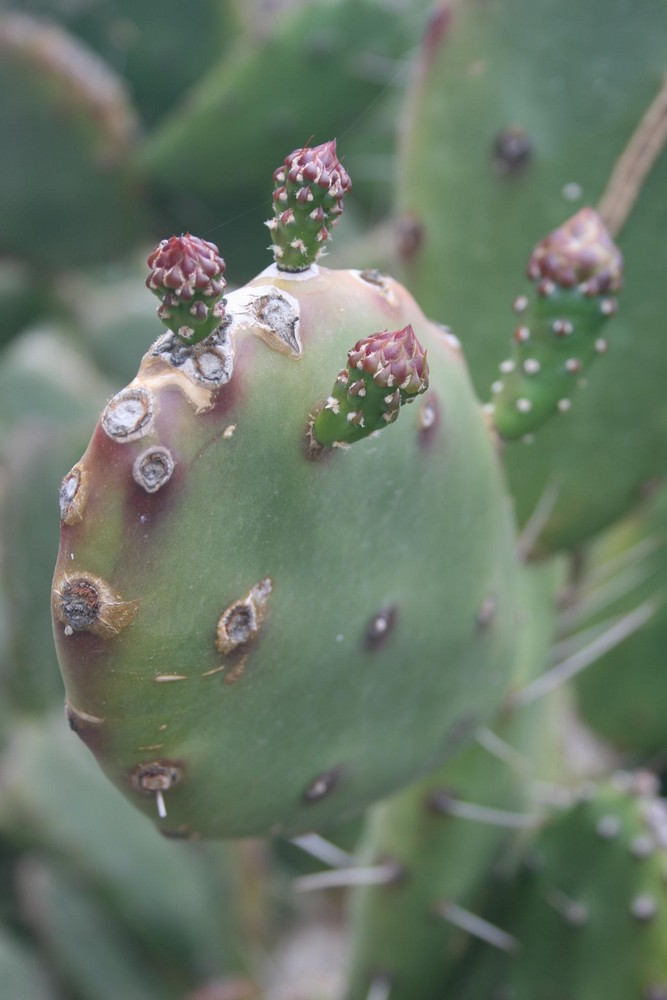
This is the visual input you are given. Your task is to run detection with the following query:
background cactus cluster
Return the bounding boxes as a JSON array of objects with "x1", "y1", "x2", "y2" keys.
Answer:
[{"x1": 2, "y1": 0, "x2": 667, "y2": 996}]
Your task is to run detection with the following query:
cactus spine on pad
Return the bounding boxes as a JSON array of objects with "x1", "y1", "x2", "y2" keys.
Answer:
[
  {"x1": 52, "y1": 143, "x2": 519, "y2": 838},
  {"x1": 569, "y1": 481, "x2": 667, "y2": 755},
  {"x1": 490, "y1": 210, "x2": 623, "y2": 439}
]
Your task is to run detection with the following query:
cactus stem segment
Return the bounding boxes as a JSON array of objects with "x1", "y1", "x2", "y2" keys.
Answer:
[
  {"x1": 269, "y1": 140, "x2": 351, "y2": 271},
  {"x1": 310, "y1": 325, "x2": 428, "y2": 450},
  {"x1": 597, "y1": 73, "x2": 667, "y2": 237}
]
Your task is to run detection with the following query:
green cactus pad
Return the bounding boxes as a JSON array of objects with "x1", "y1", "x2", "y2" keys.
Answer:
[
  {"x1": 0, "y1": 927, "x2": 54, "y2": 1000},
  {"x1": 0, "y1": 12, "x2": 150, "y2": 267},
  {"x1": 450, "y1": 774, "x2": 667, "y2": 1000},
  {"x1": 490, "y1": 209, "x2": 622, "y2": 439},
  {"x1": 15, "y1": 0, "x2": 244, "y2": 127},
  {"x1": 397, "y1": 0, "x2": 667, "y2": 550},
  {"x1": 52, "y1": 243, "x2": 518, "y2": 838}
]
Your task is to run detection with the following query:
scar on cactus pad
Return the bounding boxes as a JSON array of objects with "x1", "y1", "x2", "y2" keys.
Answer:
[
  {"x1": 490, "y1": 208, "x2": 623, "y2": 440},
  {"x1": 53, "y1": 573, "x2": 138, "y2": 637},
  {"x1": 216, "y1": 578, "x2": 273, "y2": 657},
  {"x1": 59, "y1": 463, "x2": 87, "y2": 525}
]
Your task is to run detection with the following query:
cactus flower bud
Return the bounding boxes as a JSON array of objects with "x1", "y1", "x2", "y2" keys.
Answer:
[
  {"x1": 268, "y1": 139, "x2": 351, "y2": 271},
  {"x1": 490, "y1": 209, "x2": 623, "y2": 440},
  {"x1": 527, "y1": 208, "x2": 623, "y2": 296},
  {"x1": 146, "y1": 234, "x2": 226, "y2": 344},
  {"x1": 311, "y1": 325, "x2": 429, "y2": 449}
]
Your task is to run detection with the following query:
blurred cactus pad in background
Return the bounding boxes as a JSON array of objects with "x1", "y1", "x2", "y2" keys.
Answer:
[{"x1": 1, "y1": 0, "x2": 667, "y2": 996}]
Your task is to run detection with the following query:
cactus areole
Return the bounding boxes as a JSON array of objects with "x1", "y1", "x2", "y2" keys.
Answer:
[{"x1": 52, "y1": 142, "x2": 518, "y2": 839}]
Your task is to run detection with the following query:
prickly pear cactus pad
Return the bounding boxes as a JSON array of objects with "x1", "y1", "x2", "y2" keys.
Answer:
[
  {"x1": 52, "y1": 145, "x2": 518, "y2": 839},
  {"x1": 450, "y1": 774, "x2": 667, "y2": 1000},
  {"x1": 397, "y1": 0, "x2": 667, "y2": 550},
  {"x1": 0, "y1": 11, "x2": 149, "y2": 267}
]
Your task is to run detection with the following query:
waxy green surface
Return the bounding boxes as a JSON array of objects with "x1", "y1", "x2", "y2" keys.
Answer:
[
  {"x1": 398, "y1": 0, "x2": 667, "y2": 550},
  {"x1": 53, "y1": 265, "x2": 519, "y2": 838},
  {"x1": 346, "y1": 560, "x2": 561, "y2": 1000},
  {"x1": 0, "y1": 12, "x2": 150, "y2": 267},
  {"x1": 450, "y1": 778, "x2": 667, "y2": 999}
]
